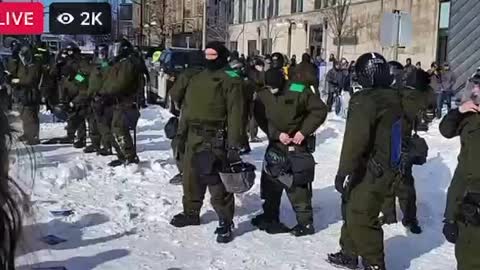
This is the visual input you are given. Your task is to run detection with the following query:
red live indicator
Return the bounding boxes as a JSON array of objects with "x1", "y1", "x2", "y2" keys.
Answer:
[{"x1": 0, "y1": 3, "x2": 44, "y2": 34}]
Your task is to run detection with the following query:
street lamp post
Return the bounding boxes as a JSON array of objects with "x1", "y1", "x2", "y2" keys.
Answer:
[{"x1": 202, "y1": 0, "x2": 207, "y2": 50}]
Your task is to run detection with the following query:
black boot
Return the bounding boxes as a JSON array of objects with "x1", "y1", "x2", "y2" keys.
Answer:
[
  {"x1": 169, "y1": 173, "x2": 183, "y2": 185},
  {"x1": 84, "y1": 144, "x2": 100, "y2": 153},
  {"x1": 290, "y1": 223, "x2": 315, "y2": 237},
  {"x1": 170, "y1": 212, "x2": 200, "y2": 228},
  {"x1": 327, "y1": 251, "x2": 359, "y2": 269},
  {"x1": 108, "y1": 159, "x2": 125, "y2": 167},
  {"x1": 403, "y1": 219, "x2": 422, "y2": 234},
  {"x1": 97, "y1": 148, "x2": 113, "y2": 156},
  {"x1": 215, "y1": 221, "x2": 234, "y2": 243},
  {"x1": 73, "y1": 140, "x2": 86, "y2": 149},
  {"x1": 125, "y1": 156, "x2": 140, "y2": 165},
  {"x1": 251, "y1": 214, "x2": 291, "y2": 234},
  {"x1": 363, "y1": 261, "x2": 386, "y2": 270}
]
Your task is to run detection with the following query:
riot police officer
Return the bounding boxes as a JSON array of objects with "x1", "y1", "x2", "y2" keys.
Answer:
[
  {"x1": 100, "y1": 39, "x2": 141, "y2": 166},
  {"x1": 9, "y1": 44, "x2": 42, "y2": 145},
  {"x1": 380, "y1": 62, "x2": 433, "y2": 234},
  {"x1": 168, "y1": 51, "x2": 204, "y2": 185},
  {"x1": 85, "y1": 44, "x2": 111, "y2": 154},
  {"x1": 251, "y1": 55, "x2": 328, "y2": 236},
  {"x1": 328, "y1": 52, "x2": 403, "y2": 270},
  {"x1": 441, "y1": 74, "x2": 480, "y2": 270},
  {"x1": 62, "y1": 43, "x2": 92, "y2": 149},
  {"x1": 169, "y1": 41, "x2": 246, "y2": 244}
]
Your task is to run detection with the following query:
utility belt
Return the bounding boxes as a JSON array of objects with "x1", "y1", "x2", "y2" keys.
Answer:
[
  {"x1": 189, "y1": 122, "x2": 227, "y2": 186},
  {"x1": 460, "y1": 192, "x2": 480, "y2": 226}
]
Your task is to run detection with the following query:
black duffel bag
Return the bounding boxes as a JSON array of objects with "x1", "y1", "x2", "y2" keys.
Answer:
[
  {"x1": 192, "y1": 150, "x2": 222, "y2": 185},
  {"x1": 288, "y1": 151, "x2": 316, "y2": 186},
  {"x1": 405, "y1": 133, "x2": 428, "y2": 165},
  {"x1": 164, "y1": 116, "x2": 179, "y2": 140}
]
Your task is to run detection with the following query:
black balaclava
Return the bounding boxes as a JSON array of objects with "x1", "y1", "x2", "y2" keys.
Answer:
[
  {"x1": 205, "y1": 41, "x2": 229, "y2": 71},
  {"x1": 265, "y1": 69, "x2": 286, "y2": 94},
  {"x1": 271, "y1": 52, "x2": 284, "y2": 70}
]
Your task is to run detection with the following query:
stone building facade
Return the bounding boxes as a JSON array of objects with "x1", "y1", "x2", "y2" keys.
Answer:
[{"x1": 228, "y1": 0, "x2": 443, "y2": 67}]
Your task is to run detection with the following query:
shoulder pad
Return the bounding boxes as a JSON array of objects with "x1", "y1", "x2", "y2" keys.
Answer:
[
  {"x1": 225, "y1": 70, "x2": 240, "y2": 78},
  {"x1": 289, "y1": 83, "x2": 306, "y2": 93}
]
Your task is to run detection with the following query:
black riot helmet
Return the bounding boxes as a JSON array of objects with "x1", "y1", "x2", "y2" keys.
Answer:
[
  {"x1": 355, "y1": 52, "x2": 392, "y2": 89},
  {"x1": 271, "y1": 52, "x2": 285, "y2": 69},
  {"x1": 405, "y1": 69, "x2": 431, "y2": 91}
]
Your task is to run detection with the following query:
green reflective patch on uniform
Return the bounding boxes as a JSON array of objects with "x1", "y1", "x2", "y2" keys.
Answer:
[
  {"x1": 75, "y1": 74, "x2": 86, "y2": 82},
  {"x1": 101, "y1": 62, "x2": 109, "y2": 68},
  {"x1": 225, "y1": 70, "x2": 240, "y2": 78},
  {"x1": 290, "y1": 83, "x2": 306, "y2": 92},
  {"x1": 37, "y1": 48, "x2": 47, "y2": 52}
]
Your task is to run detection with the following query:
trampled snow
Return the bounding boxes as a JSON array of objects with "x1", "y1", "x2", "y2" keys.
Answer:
[{"x1": 13, "y1": 106, "x2": 458, "y2": 270}]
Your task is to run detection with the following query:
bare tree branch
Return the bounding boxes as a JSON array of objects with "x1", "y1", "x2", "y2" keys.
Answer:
[{"x1": 321, "y1": 0, "x2": 352, "y2": 59}]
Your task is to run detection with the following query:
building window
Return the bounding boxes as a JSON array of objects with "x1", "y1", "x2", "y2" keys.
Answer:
[
  {"x1": 248, "y1": 40, "x2": 257, "y2": 56},
  {"x1": 314, "y1": 0, "x2": 322, "y2": 9},
  {"x1": 261, "y1": 38, "x2": 272, "y2": 55},
  {"x1": 260, "y1": 0, "x2": 265, "y2": 19},
  {"x1": 274, "y1": 0, "x2": 279, "y2": 16},
  {"x1": 439, "y1": 1, "x2": 450, "y2": 29},
  {"x1": 228, "y1": 0, "x2": 234, "y2": 24},
  {"x1": 230, "y1": 41, "x2": 238, "y2": 51},
  {"x1": 239, "y1": 0, "x2": 245, "y2": 23},
  {"x1": 291, "y1": 0, "x2": 303, "y2": 13},
  {"x1": 253, "y1": 0, "x2": 257, "y2": 20}
]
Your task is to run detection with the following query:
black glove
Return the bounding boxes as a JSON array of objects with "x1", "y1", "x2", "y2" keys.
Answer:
[
  {"x1": 227, "y1": 148, "x2": 241, "y2": 165},
  {"x1": 443, "y1": 220, "x2": 458, "y2": 244},
  {"x1": 335, "y1": 174, "x2": 346, "y2": 194}
]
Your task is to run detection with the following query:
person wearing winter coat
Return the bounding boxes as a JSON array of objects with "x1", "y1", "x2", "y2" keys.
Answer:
[{"x1": 440, "y1": 74, "x2": 480, "y2": 270}]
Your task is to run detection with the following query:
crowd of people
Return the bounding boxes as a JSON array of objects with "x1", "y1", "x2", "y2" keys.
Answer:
[{"x1": 1, "y1": 37, "x2": 480, "y2": 270}]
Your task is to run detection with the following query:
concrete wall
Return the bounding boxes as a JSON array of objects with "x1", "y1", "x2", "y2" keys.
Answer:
[{"x1": 229, "y1": 0, "x2": 440, "y2": 66}]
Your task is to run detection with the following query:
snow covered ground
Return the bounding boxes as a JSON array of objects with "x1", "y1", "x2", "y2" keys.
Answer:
[{"x1": 12, "y1": 106, "x2": 459, "y2": 270}]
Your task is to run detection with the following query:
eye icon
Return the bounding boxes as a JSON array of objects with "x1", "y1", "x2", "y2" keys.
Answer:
[{"x1": 57, "y1": 13, "x2": 74, "y2": 25}]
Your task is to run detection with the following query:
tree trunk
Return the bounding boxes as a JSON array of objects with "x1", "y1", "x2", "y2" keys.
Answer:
[{"x1": 336, "y1": 36, "x2": 342, "y2": 60}]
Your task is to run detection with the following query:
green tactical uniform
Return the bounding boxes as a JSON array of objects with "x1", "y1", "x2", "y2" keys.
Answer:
[
  {"x1": 101, "y1": 55, "x2": 140, "y2": 163},
  {"x1": 131, "y1": 54, "x2": 149, "y2": 106},
  {"x1": 63, "y1": 56, "x2": 92, "y2": 147},
  {"x1": 381, "y1": 88, "x2": 434, "y2": 225},
  {"x1": 180, "y1": 68, "x2": 245, "y2": 222},
  {"x1": 11, "y1": 59, "x2": 42, "y2": 143},
  {"x1": 254, "y1": 82, "x2": 327, "y2": 227},
  {"x1": 60, "y1": 56, "x2": 92, "y2": 144},
  {"x1": 88, "y1": 60, "x2": 113, "y2": 151},
  {"x1": 440, "y1": 109, "x2": 480, "y2": 270},
  {"x1": 338, "y1": 88, "x2": 405, "y2": 268},
  {"x1": 170, "y1": 67, "x2": 203, "y2": 174}
]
